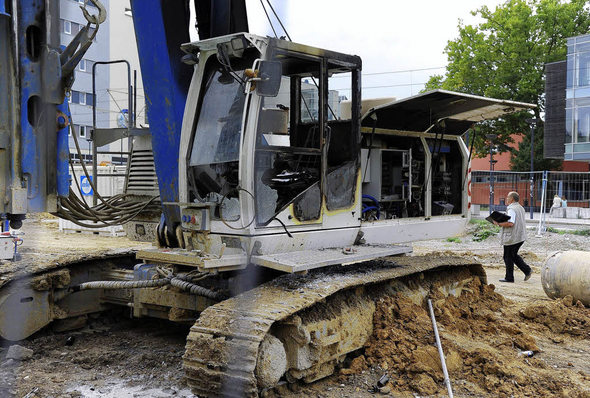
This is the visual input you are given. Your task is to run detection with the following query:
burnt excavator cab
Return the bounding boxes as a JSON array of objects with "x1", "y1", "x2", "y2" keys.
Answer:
[
  {"x1": 172, "y1": 33, "x2": 367, "y2": 271},
  {"x1": 157, "y1": 33, "x2": 537, "y2": 274}
]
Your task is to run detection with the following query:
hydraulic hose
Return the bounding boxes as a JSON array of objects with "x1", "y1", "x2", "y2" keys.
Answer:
[
  {"x1": 71, "y1": 278, "x2": 170, "y2": 292},
  {"x1": 170, "y1": 278, "x2": 226, "y2": 301},
  {"x1": 69, "y1": 276, "x2": 225, "y2": 302}
]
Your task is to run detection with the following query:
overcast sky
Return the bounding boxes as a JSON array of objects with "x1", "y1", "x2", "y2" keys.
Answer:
[{"x1": 191, "y1": 0, "x2": 508, "y2": 99}]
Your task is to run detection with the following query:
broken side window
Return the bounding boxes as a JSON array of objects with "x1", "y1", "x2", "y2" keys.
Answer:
[
  {"x1": 325, "y1": 66, "x2": 360, "y2": 210},
  {"x1": 254, "y1": 56, "x2": 322, "y2": 225}
]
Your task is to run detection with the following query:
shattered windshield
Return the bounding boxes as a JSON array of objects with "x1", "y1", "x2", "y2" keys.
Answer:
[
  {"x1": 189, "y1": 64, "x2": 246, "y2": 166},
  {"x1": 187, "y1": 53, "x2": 253, "y2": 215}
]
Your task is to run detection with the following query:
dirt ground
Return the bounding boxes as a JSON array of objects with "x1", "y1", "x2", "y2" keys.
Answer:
[{"x1": 1, "y1": 219, "x2": 589, "y2": 397}]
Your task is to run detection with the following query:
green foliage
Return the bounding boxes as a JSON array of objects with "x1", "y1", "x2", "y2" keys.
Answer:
[
  {"x1": 422, "y1": 75, "x2": 445, "y2": 92},
  {"x1": 472, "y1": 219, "x2": 500, "y2": 241},
  {"x1": 429, "y1": 0, "x2": 590, "y2": 170},
  {"x1": 547, "y1": 227, "x2": 590, "y2": 236},
  {"x1": 509, "y1": 124, "x2": 562, "y2": 171},
  {"x1": 546, "y1": 226, "x2": 565, "y2": 234},
  {"x1": 446, "y1": 237, "x2": 462, "y2": 243}
]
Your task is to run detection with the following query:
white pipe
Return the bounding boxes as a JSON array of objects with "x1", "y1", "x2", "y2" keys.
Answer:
[
  {"x1": 428, "y1": 299, "x2": 454, "y2": 398},
  {"x1": 536, "y1": 171, "x2": 548, "y2": 236}
]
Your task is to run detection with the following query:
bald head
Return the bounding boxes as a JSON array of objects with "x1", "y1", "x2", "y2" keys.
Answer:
[{"x1": 508, "y1": 191, "x2": 520, "y2": 202}]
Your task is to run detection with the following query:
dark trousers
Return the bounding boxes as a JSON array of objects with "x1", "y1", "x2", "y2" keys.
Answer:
[{"x1": 503, "y1": 241, "x2": 531, "y2": 281}]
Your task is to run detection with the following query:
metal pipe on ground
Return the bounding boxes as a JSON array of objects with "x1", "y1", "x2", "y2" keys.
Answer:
[
  {"x1": 428, "y1": 299, "x2": 454, "y2": 398},
  {"x1": 542, "y1": 251, "x2": 590, "y2": 306}
]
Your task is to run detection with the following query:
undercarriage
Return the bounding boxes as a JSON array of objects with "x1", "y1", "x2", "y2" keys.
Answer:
[{"x1": 0, "y1": 246, "x2": 484, "y2": 397}]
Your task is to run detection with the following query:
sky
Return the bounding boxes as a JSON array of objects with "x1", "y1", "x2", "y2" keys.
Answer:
[{"x1": 216, "y1": 0, "x2": 509, "y2": 100}]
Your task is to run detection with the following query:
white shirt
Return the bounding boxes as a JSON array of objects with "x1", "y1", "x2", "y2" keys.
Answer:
[{"x1": 507, "y1": 208, "x2": 516, "y2": 223}]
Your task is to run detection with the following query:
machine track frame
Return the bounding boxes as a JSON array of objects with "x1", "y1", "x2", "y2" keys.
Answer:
[{"x1": 183, "y1": 255, "x2": 486, "y2": 397}]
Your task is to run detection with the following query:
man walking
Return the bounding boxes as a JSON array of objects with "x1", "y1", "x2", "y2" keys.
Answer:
[{"x1": 493, "y1": 191, "x2": 532, "y2": 283}]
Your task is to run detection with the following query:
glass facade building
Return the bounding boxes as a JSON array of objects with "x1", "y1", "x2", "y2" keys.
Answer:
[{"x1": 565, "y1": 34, "x2": 590, "y2": 160}]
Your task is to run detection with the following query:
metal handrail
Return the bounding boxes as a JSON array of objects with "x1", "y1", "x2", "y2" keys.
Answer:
[{"x1": 91, "y1": 60, "x2": 133, "y2": 206}]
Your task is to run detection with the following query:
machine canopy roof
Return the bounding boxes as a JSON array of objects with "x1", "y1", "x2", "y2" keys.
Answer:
[{"x1": 361, "y1": 89, "x2": 536, "y2": 136}]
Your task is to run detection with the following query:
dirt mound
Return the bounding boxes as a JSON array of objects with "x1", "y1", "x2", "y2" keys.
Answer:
[
  {"x1": 520, "y1": 295, "x2": 590, "y2": 337},
  {"x1": 345, "y1": 278, "x2": 590, "y2": 397}
]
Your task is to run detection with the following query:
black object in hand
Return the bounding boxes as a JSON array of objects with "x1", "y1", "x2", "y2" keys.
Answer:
[{"x1": 485, "y1": 211, "x2": 510, "y2": 224}]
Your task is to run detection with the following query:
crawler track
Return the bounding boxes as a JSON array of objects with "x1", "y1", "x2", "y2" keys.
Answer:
[{"x1": 183, "y1": 255, "x2": 486, "y2": 397}]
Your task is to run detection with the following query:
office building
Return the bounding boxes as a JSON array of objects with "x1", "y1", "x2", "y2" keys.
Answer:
[{"x1": 545, "y1": 33, "x2": 590, "y2": 161}]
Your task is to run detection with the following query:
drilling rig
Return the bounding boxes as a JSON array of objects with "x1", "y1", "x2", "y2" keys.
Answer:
[{"x1": 0, "y1": 1, "x2": 535, "y2": 396}]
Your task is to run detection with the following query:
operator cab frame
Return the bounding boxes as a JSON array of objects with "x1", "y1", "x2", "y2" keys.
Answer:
[
  {"x1": 174, "y1": 33, "x2": 534, "y2": 269},
  {"x1": 178, "y1": 34, "x2": 362, "y2": 244}
]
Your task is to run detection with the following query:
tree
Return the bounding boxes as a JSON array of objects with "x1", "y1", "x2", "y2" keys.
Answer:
[{"x1": 425, "y1": 0, "x2": 590, "y2": 171}]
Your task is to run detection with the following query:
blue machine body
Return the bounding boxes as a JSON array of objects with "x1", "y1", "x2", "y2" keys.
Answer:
[
  {"x1": 56, "y1": 101, "x2": 71, "y2": 198},
  {"x1": 130, "y1": 0, "x2": 193, "y2": 232},
  {"x1": 19, "y1": 0, "x2": 46, "y2": 211},
  {"x1": 130, "y1": 0, "x2": 249, "y2": 239},
  {"x1": 0, "y1": 0, "x2": 63, "y2": 223},
  {"x1": 1, "y1": 0, "x2": 249, "y2": 232}
]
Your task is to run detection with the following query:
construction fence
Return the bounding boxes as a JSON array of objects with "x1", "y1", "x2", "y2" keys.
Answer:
[{"x1": 471, "y1": 170, "x2": 590, "y2": 212}]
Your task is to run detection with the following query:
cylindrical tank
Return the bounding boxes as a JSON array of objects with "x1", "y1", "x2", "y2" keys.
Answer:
[{"x1": 542, "y1": 251, "x2": 590, "y2": 306}]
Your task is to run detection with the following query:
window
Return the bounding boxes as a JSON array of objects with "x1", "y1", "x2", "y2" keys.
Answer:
[
  {"x1": 71, "y1": 91, "x2": 79, "y2": 104},
  {"x1": 86, "y1": 93, "x2": 94, "y2": 106},
  {"x1": 567, "y1": 54, "x2": 574, "y2": 89},
  {"x1": 577, "y1": 51, "x2": 590, "y2": 88},
  {"x1": 79, "y1": 92, "x2": 86, "y2": 105},
  {"x1": 64, "y1": 20, "x2": 71, "y2": 35},
  {"x1": 566, "y1": 108, "x2": 573, "y2": 143},
  {"x1": 79, "y1": 59, "x2": 86, "y2": 72},
  {"x1": 79, "y1": 125, "x2": 87, "y2": 138},
  {"x1": 187, "y1": 54, "x2": 255, "y2": 221},
  {"x1": 254, "y1": 56, "x2": 324, "y2": 224},
  {"x1": 576, "y1": 106, "x2": 590, "y2": 143}
]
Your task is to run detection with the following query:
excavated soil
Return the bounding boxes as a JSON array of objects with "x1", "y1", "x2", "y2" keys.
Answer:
[
  {"x1": 275, "y1": 225, "x2": 590, "y2": 398},
  {"x1": 359, "y1": 279, "x2": 590, "y2": 397},
  {"x1": 277, "y1": 278, "x2": 590, "y2": 398}
]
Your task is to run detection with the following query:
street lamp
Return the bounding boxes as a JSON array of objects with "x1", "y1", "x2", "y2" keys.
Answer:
[
  {"x1": 486, "y1": 134, "x2": 497, "y2": 215},
  {"x1": 526, "y1": 118, "x2": 540, "y2": 219}
]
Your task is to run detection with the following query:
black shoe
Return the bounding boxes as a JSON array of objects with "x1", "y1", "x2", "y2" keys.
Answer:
[
  {"x1": 524, "y1": 271, "x2": 532, "y2": 281},
  {"x1": 499, "y1": 279, "x2": 514, "y2": 283}
]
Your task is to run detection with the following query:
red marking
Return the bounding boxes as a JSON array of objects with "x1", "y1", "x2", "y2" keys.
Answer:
[{"x1": 467, "y1": 167, "x2": 472, "y2": 209}]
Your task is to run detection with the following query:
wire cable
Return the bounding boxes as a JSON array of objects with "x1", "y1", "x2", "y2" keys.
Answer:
[
  {"x1": 259, "y1": 0, "x2": 278, "y2": 38},
  {"x1": 56, "y1": 106, "x2": 161, "y2": 227},
  {"x1": 266, "y1": 0, "x2": 291, "y2": 41}
]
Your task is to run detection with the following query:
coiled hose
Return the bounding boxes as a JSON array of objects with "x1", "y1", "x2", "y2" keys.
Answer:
[
  {"x1": 170, "y1": 278, "x2": 226, "y2": 301},
  {"x1": 69, "y1": 277, "x2": 225, "y2": 302},
  {"x1": 56, "y1": 117, "x2": 161, "y2": 228},
  {"x1": 71, "y1": 278, "x2": 171, "y2": 292}
]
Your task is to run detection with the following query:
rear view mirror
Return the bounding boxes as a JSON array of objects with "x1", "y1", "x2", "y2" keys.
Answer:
[{"x1": 256, "y1": 61, "x2": 282, "y2": 97}]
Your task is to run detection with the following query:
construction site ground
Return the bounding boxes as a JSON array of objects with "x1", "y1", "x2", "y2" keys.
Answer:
[{"x1": 1, "y1": 217, "x2": 589, "y2": 397}]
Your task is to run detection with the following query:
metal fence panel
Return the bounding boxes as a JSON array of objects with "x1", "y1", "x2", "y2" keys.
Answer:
[{"x1": 471, "y1": 170, "x2": 590, "y2": 211}]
